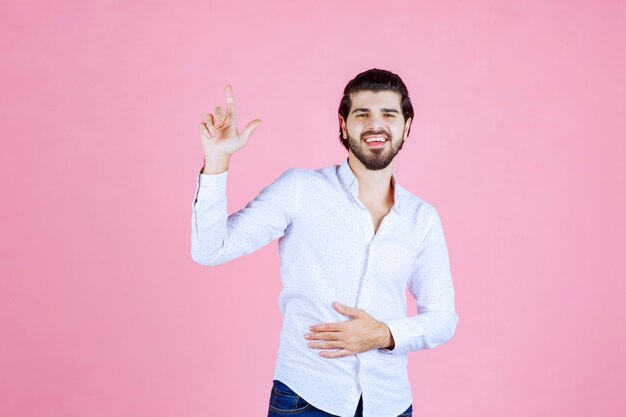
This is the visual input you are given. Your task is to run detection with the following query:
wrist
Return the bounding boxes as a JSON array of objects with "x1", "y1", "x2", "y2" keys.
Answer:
[
  {"x1": 379, "y1": 322, "x2": 395, "y2": 350},
  {"x1": 202, "y1": 153, "x2": 231, "y2": 174}
]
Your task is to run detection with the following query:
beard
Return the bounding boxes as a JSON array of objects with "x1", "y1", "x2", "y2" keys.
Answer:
[{"x1": 347, "y1": 129, "x2": 405, "y2": 170}]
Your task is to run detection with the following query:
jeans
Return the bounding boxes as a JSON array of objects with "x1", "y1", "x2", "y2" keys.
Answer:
[{"x1": 267, "y1": 379, "x2": 413, "y2": 417}]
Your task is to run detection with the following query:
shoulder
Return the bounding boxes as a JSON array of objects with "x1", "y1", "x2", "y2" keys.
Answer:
[
  {"x1": 398, "y1": 186, "x2": 438, "y2": 214},
  {"x1": 396, "y1": 187, "x2": 442, "y2": 230},
  {"x1": 279, "y1": 164, "x2": 337, "y2": 184},
  {"x1": 267, "y1": 166, "x2": 327, "y2": 199}
]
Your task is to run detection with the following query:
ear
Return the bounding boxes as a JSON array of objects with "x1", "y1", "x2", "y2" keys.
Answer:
[
  {"x1": 403, "y1": 117, "x2": 412, "y2": 140},
  {"x1": 339, "y1": 115, "x2": 347, "y2": 139}
]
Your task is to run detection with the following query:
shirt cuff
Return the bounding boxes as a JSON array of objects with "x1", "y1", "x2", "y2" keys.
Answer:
[
  {"x1": 195, "y1": 169, "x2": 228, "y2": 202},
  {"x1": 377, "y1": 316, "x2": 426, "y2": 355}
]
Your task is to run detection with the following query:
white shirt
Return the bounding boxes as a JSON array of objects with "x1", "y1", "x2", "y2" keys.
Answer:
[{"x1": 191, "y1": 157, "x2": 459, "y2": 417}]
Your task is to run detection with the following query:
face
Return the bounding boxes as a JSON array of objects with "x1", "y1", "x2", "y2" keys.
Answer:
[{"x1": 340, "y1": 90, "x2": 412, "y2": 170}]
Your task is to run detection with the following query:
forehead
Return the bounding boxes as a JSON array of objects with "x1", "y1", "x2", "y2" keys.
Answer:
[{"x1": 349, "y1": 90, "x2": 402, "y2": 110}]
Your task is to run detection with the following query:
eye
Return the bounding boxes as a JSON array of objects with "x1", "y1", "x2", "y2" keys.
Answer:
[
  {"x1": 384, "y1": 113, "x2": 395, "y2": 118},
  {"x1": 356, "y1": 113, "x2": 367, "y2": 117}
]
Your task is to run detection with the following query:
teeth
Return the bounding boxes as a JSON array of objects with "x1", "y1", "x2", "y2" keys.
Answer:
[{"x1": 365, "y1": 137, "x2": 386, "y2": 143}]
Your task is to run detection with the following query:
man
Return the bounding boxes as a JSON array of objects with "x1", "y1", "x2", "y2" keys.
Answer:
[{"x1": 192, "y1": 69, "x2": 458, "y2": 417}]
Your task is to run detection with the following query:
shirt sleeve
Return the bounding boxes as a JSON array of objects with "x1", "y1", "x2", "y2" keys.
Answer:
[
  {"x1": 191, "y1": 167, "x2": 299, "y2": 266},
  {"x1": 378, "y1": 208, "x2": 459, "y2": 355}
]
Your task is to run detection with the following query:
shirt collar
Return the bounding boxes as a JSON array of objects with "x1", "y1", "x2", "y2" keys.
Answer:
[{"x1": 337, "y1": 157, "x2": 404, "y2": 214}]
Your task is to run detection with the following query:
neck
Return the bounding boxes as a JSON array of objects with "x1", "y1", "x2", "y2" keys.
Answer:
[{"x1": 347, "y1": 153, "x2": 395, "y2": 205}]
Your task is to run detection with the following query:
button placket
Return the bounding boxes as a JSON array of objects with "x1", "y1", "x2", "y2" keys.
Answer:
[
  {"x1": 357, "y1": 240, "x2": 376, "y2": 313},
  {"x1": 355, "y1": 227, "x2": 375, "y2": 309}
]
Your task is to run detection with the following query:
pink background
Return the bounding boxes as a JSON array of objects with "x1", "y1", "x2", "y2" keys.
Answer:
[{"x1": 2, "y1": 1, "x2": 625, "y2": 416}]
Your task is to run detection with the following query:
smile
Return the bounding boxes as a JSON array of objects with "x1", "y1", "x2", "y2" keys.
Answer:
[
  {"x1": 363, "y1": 135, "x2": 387, "y2": 143},
  {"x1": 363, "y1": 135, "x2": 388, "y2": 148}
]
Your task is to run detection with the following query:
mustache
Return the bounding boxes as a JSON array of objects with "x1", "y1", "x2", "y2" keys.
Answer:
[{"x1": 361, "y1": 130, "x2": 390, "y2": 140}]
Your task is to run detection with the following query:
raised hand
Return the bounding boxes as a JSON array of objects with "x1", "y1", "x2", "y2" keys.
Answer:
[{"x1": 199, "y1": 84, "x2": 262, "y2": 159}]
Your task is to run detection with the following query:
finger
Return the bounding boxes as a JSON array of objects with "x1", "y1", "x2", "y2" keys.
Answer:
[
  {"x1": 309, "y1": 322, "x2": 342, "y2": 332},
  {"x1": 214, "y1": 106, "x2": 225, "y2": 123},
  {"x1": 239, "y1": 119, "x2": 262, "y2": 141},
  {"x1": 206, "y1": 114, "x2": 216, "y2": 136},
  {"x1": 225, "y1": 84, "x2": 237, "y2": 123},
  {"x1": 319, "y1": 349, "x2": 353, "y2": 359},
  {"x1": 214, "y1": 111, "x2": 232, "y2": 130},
  {"x1": 307, "y1": 341, "x2": 343, "y2": 350},
  {"x1": 305, "y1": 331, "x2": 340, "y2": 341},
  {"x1": 199, "y1": 122, "x2": 212, "y2": 139},
  {"x1": 334, "y1": 302, "x2": 362, "y2": 317},
  {"x1": 224, "y1": 107, "x2": 236, "y2": 127},
  {"x1": 206, "y1": 114, "x2": 215, "y2": 127}
]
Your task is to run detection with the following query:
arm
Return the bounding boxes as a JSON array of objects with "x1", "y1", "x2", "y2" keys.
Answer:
[
  {"x1": 191, "y1": 165, "x2": 299, "y2": 266},
  {"x1": 193, "y1": 84, "x2": 296, "y2": 266},
  {"x1": 378, "y1": 208, "x2": 459, "y2": 355}
]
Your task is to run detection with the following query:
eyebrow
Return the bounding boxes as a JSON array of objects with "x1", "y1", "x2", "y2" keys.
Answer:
[{"x1": 351, "y1": 108, "x2": 400, "y2": 114}]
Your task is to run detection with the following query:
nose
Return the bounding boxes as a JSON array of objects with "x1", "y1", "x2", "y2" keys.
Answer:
[{"x1": 365, "y1": 114, "x2": 387, "y2": 131}]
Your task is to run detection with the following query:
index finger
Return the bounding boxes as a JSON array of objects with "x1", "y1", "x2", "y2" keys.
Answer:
[
  {"x1": 225, "y1": 84, "x2": 236, "y2": 116},
  {"x1": 310, "y1": 323, "x2": 342, "y2": 332}
]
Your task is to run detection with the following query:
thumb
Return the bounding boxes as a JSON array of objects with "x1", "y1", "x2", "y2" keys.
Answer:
[
  {"x1": 334, "y1": 302, "x2": 359, "y2": 317},
  {"x1": 240, "y1": 119, "x2": 262, "y2": 141}
]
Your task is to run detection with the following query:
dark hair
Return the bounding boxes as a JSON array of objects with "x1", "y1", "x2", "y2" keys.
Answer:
[{"x1": 338, "y1": 68, "x2": 414, "y2": 150}]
